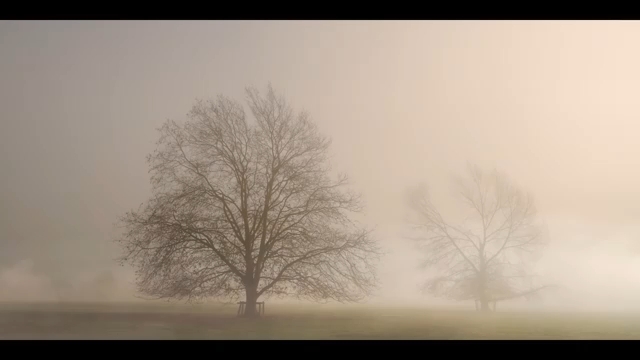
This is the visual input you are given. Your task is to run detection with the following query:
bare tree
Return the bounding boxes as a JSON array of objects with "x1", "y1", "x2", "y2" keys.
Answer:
[
  {"x1": 406, "y1": 164, "x2": 550, "y2": 312},
  {"x1": 116, "y1": 85, "x2": 380, "y2": 317}
]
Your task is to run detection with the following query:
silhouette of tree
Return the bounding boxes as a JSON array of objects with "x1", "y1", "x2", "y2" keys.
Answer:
[
  {"x1": 117, "y1": 85, "x2": 380, "y2": 317},
  {"x1": 407, "y1": 164, "x2": 549, "y2": 312}
]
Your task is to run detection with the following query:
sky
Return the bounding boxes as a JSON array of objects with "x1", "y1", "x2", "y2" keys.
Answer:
[{"x1": 2, "y1": 20, "x2": 640, "y2": 310}]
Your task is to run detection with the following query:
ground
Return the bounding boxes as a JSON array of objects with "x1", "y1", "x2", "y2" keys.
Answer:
[{"x1": 1, "y1": 302, "x2": 640, "y2": 339}]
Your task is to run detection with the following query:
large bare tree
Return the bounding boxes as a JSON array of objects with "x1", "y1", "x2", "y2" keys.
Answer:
[
  {"x1": 117, "y1": 85, "x2": 379, "y2": 317},
  {"x1": 406, "y1": 164, "x2": 550, "y2": 312}
]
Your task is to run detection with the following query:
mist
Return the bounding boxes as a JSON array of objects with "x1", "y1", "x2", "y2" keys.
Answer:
[{"x1": 3, "y1": 20, "x2": 640, "y2": 314}]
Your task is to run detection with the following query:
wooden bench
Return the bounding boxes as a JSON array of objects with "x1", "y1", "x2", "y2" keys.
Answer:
[{"x1": 237, "y1": 301, "x2": 265, "y2": 316}]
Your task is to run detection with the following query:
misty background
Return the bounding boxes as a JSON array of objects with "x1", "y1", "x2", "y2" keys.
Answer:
[{"x1": 2, "y1": 20, "x2": 640, "y2": 311}]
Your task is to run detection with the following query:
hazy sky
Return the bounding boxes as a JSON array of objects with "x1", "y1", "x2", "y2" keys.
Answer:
[{"x1": 3, "y1": 21, "x2": 640, "y2": 309}]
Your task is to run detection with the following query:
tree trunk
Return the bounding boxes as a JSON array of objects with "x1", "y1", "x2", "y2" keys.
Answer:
[
  {"x1": 478, "y1": 284, "x2": 491, "y2": 312},
  {"x1": 242, "y1": 284, "x2": 260, "y2": 318},
  {"x1": 476, "y1": 267, "x2": 492, "y2": 312},
  {"x1": 479, "y1": 298, "x2": 491, "y2": 312}
]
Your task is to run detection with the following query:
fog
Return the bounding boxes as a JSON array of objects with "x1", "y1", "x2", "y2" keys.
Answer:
[{"x1": 2, "y1": 20, "x2": 640, "y2": 312}]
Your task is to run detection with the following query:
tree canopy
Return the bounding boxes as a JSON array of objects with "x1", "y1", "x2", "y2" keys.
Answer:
[
  {"x1": 117, "y1": 85, "x2": 380, "y2": 316},
  {"x1": 406, "y1": 164, "x2": 549, "y2": 311}
]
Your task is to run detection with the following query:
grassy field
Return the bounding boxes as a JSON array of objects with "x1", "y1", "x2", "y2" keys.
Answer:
[{"x1": 1, "y1": 302, "x2": 640, "y2": 339}]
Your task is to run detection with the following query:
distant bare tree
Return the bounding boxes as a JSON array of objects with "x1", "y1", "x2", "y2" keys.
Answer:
[
  {"x1": 116, "y1": 85, "x2": 379, "y2": 317},
  {"x1": 406, "y1": 164, "x2": 550, "y2": 312}
]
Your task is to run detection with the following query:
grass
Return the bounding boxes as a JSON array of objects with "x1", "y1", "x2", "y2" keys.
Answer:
[{"x1": 1, "y1": 302, "x2": 640, "y2": 339}]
